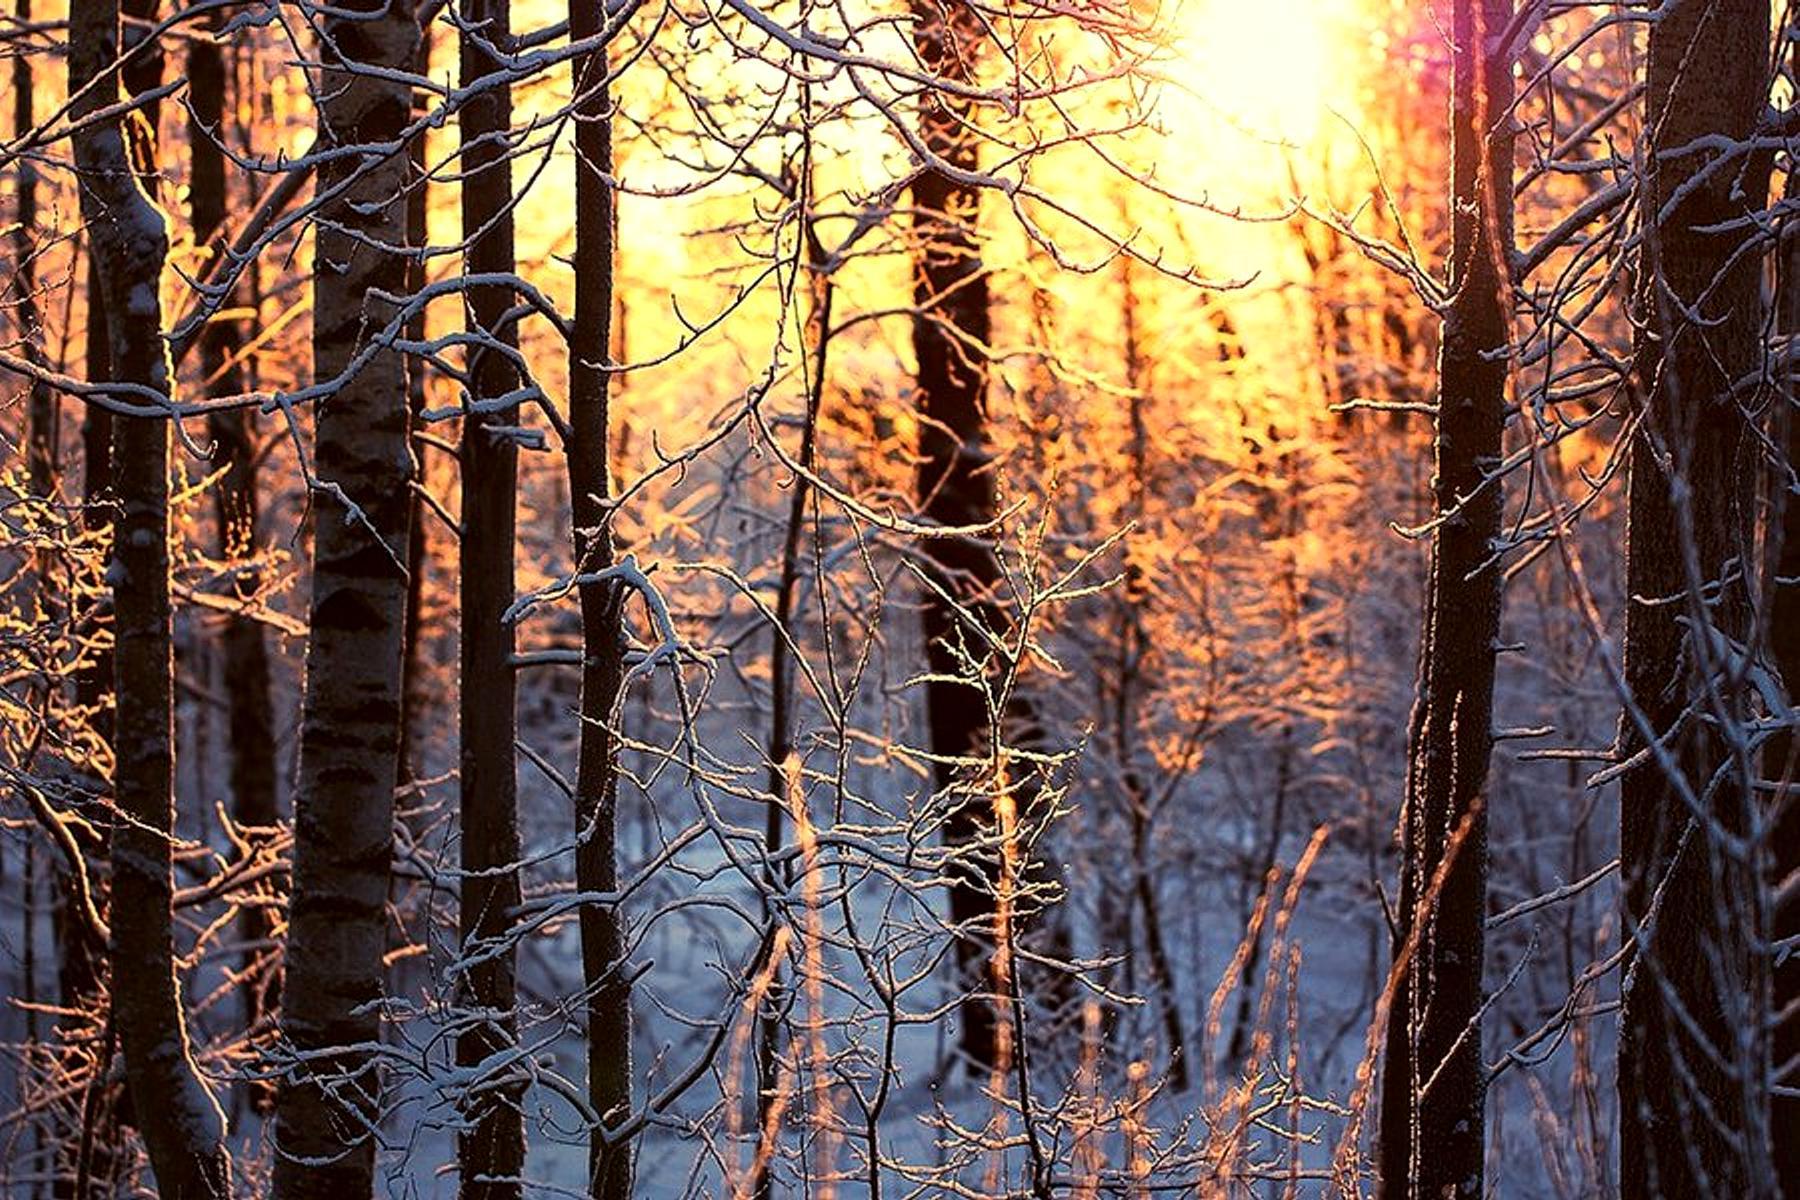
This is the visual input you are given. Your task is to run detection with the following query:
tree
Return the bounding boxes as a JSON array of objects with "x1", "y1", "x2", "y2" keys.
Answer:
[
  {"x1": 456, "y1": 0, "x2": 526, "y2": 1189},
  {"x1": 1376, "y1": 2, "x2": 1512, "y2": 1196},
  {"x1": 187, "y1": 2, "x2": 280, "y2": 1061},
  {"x1": 272, "y1": 0, "x2": 419, "y2": 1192},
  {"x1": 568, "y1": 5, "x2": 633, "y2": 1193},
  {"x1": 70, "y1": 0, "x2": 232, "y2": 1188},
  {"x1": 398, "y1": 19, "x2": 432, "y2": 785},
  {"x1": 13, "y1": 0, "x2": 51, "y2": 500},
  {"x1": 1109, "y1": 244, "x2": 1189, "y2": 1086},
  {"x1": 907, "y1": 0, "x2": 1017, "y2": 1073},
  {"x1": 1619, "y1": 3, "x2": 1775, "y2": 1195},
  {"x1": 1773, "y1": 109, "x2": 1800, "y2": 1200}
]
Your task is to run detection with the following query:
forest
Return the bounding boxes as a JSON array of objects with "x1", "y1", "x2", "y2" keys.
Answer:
[{"x1": 0, "y1": 0, "x2": 1796, "y2": 1194}]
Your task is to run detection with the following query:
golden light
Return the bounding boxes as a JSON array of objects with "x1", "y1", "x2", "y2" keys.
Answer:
[{"x1": 1170, "y1": 0, "x2": 1351, "y2": 148}]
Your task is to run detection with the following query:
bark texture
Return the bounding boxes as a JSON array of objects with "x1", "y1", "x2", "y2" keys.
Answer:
[
  {"x1": 457, "y1": 0, "x2": 525, "y2": 1191},
  {"x1": 398, "y1": 20, "x2": 432, "y2": 784},
  {"x1": 1620, "y1": 4, "x2": 1774, "y2": 1196},
  {"x1": 272, "y1": 0, "x2": 418, "y2": 1192},
  {"x1": 1376, "y1": 3, "x2": 1511, "y2": 1196},
  {"x1": 569, "y1": 8, "x2": 633, "y2": 1194},
  {"x1": 1774, "y1": 144, "x2": 1800, "y2": 1200},
  {"x1": 71, "y1": 0, "x2": 232, "y2": 1190},
  {"x1": 908, "y1": 0, "x2": 1016, "y2": 1071}
]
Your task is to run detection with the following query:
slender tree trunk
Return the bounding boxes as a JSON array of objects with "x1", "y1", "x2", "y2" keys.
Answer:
[
  {"x1": 78, "y1": 258, "x2": 112, "y2": 725},
  {"x1": 271, "y1": 0, "x2": 418, "y2": 1192},
  {"x1": 1376, "y1": 3, "x2": 1511, "y2": 1196},
  {"x1": 1772, "y1": 130, "x2": 1800, "y2": 1200},
  {"x1": 55, "y1": 246, "x2": 116, "y2": 1200},
  {"x1": 68, "y1": 246, "x2": 112, "y2": 1016},
  {"x1": 187, "y1": 5, "x2": 280, "y2": 1069},
  {"x1": 1228, "y1": 736, "x2": 1289, "y2": 1068},
  {"x1": 67, "y1": 0, "x2": 163, "y2": 1042},
  {"x1": 1619, "y1": 4, "x2": 1774, "y2": 1197},
  {"x1": 398, "y1": 18, "x2": 432, "y2": 784},
  {"x1": 752, "y1": 209, "x2": 833, "y2": 1200},
  {"x1": 68, "y1": 0, "x2": 130, "y2": 1023},
  {"x1": 11, "y1": 30, "x2": 105, "y2": 1185},
  {"x1": 70, "y1": 0, "x2": 232, "y2": 1191},
  {"x1": 569, "y1": 9, "x2": 632, "y2": 1195},
  {"x1": 74, "y1": 0, "x2": 155, "y2": 730},
  {"x1": 1112, "y1": 247, "x2": 1189, "y2": 1087},
  {"x1": 456, "y1": 1, "x2": 525, "y2": 1192},
  {"x1": 908, "y1": 0, "x2": 1015, "y2": 1072},
  {"x1": 14, "y1": 0, "x2": 54, "y2": 499}
]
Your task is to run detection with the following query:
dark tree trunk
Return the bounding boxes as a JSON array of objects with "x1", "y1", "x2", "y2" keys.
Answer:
[
  {"x1": 67, "y1": 0, "x2": 165, "y2": 1038},
  {"x1": 1772, "y1": 132, "x2": 1800, "y2": 1200},
  {"x1": 14, "y1": 0, "x2": 54, "y2": 499},
  {"x1": 569, "y1": 8, "x2": 633, "y2": 1194},
  {"x1": 187, "y1": 5, "x2": 281, "y2": 1068},
  {"x1": 64, "y1": 210, "x2": 117, "y2": 1200},
  {"x1": 271, "y1": 0, "x2": 418, "y2": 1192},
  {"x1": 71, "y1": 0, "x2": 232, "y2": 1190},
  {"x1": 61, "y1": 254, "x2": 113, "y2": 1185},
  {"x1": 751, "y1": 224, "x2": 833, "y2": 1200},
  {"x1": 1377, "y1": 2, "x2": 1511, "y2": 1196},
  {"x1": 73, "y1": 0, "x2": 160, "y2": 737},
  {"x1": 77, "y1": 247, "x2": 113, "y2": 740},
  {"x1": 14, "y1": 14, "x2": 61, "y2": 1189},
  {"x1": 908, "y1": 0, "x2": 1014, "y2": 1073},
  {"x1": 69, "y1": 21, "x2": 123, "y2": 1034},
  {"x1": 1619, "y1": 4, "x2": 1775, "y2": 1196},
  {"x1": 456, "y1": 0, "x2": 525, "y2": 1192},
  {"x1": 398, "y1": 19, "x2": 432, "y2": 785}
]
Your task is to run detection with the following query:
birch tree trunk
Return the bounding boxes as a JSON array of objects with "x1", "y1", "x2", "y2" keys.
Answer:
[
  {"x1": 569, "y1": 8, "x2": 633, "y2": 1194},
  {"x1": 1376, "y1": 3, "x2": 1511, "y2": 1196},
  {"x1": 1620, "y1": 4, "x2": 1775, "y2": 1195},
  {"x1": 70, "y1": 0, "x2": 232, "y2": 1190},
  {"x1": 457, "y1": 0, "x2": 525, "y2": 1190},
  {"x1": 272, "y1": 0, "x2": 418, "y2": 1192}
]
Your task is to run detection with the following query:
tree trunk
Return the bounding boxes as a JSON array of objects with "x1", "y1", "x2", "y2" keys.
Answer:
[
  {"x1": 14, "y1": 0, "x2": 54, "y2": 500},
  {"x1": 187, "y1": 5, "x2": 281, "y2": 1069},
  {"x1": 1377, "y1": 3, "x2": 1511, "y2": 1196},
  {"x1": 1772, "y1": 130, "x2": 1800, "y2": 1200},
  {"x1": 398, "y1": 19, "x2": 432, "y2": 785},
  {"x1": 272, "y1": 0, "x2": 418, "y2": 1192},
  {"x1": 76, "y1": 248, "x2": 113, "y2": 749},
  {"x1": 569, "y1": 9, "x2": 633, "y2": 1194},
  {"x1": 751, "y1": 214, "x2": 833, "y2": 1199},
  {"x1": 1620, "y1": 4, "x2": 1774, "y2": 1196},
  {"x1": 73, "y1": 0, "x2": 159, "y2": 745},
  {"x1": 12, "y1": 27, "x2": 111, "y2": 1182},
  {"x1": 457, "y1": 0, "x2": 525, "y2": 1192},
  {"x1": 1113, "y1": 247, "x2": 1189, "y2": 1086},
  {"x1": 908, "y1": 0, "x2": 1013, "y2": 1073},
  {"x1": 70, "y1": 0, "x2": 232, "y2": 1190},
  {"x1": 68, "y1": 0, "x2": 166, "y2": 1041},
  {"x1": 62, "y1": 248, "x2": 113, "y2": 1149}
]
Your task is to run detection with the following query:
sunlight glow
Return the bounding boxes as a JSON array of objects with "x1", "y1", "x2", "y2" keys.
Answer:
[{"x1": 1173, "y1": 0, "x2": 1347, "y2": 146}]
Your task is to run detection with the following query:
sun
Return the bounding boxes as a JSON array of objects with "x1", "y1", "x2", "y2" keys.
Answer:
[{"x1": 1169, "y1": 0, "x2": 1349, "y2": 147}]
